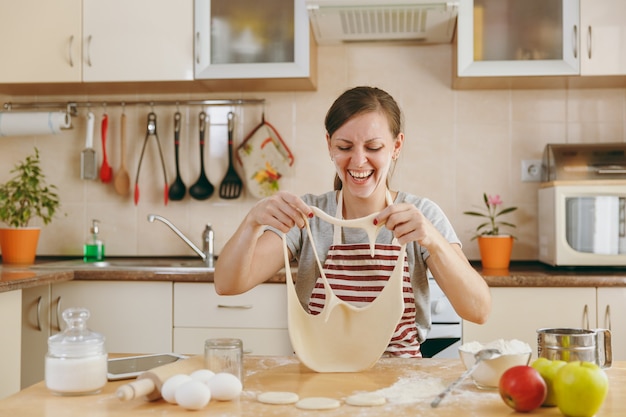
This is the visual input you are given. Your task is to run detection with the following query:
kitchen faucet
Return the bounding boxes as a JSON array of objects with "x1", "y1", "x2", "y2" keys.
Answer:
[{"x1": 147, "y1": 214, "x2": 214, "y2": 268}]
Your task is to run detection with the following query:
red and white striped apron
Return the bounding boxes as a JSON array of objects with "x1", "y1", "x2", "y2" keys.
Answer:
[{"x1": 308, "y1": 192, "x2": 421, "y2": 358}]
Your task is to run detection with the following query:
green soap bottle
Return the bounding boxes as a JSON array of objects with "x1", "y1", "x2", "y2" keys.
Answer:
[{"x1": 83, "y1": 219, "x2": 105, "y2": 262}]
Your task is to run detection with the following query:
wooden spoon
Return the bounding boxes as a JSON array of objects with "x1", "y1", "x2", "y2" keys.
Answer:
[{"x1": 114, "y1": 113, "x2": 131, "y2": 196}]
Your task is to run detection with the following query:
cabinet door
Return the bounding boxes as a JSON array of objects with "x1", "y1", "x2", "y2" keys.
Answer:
[
  {"x1": 457, "y1": 0, "x2": 580, "y2": 77},
  {"x1": 21, "y1": 286, "x2": 51, "y2": 389},
  {"x1": 0, "y1": 0, "x2": 81, "y2": 83},
  {"x1": 194, "y1": 0, "x2": 311, "y2": 79},
  {"x1": 174, "y1": 328, "x2": 293, "y2": 356},
  {"x1": 82, "y1": 0, "x2": 193, "y2": 82},
  {"x1": 463, "y1": 287, "x2": 597, "y2": 358},
  {"x1": 580, "y1": 0, "x2": 626, "y2": 75},
  {"x1": 51, "y1": 281, "x2": 173, "y2": 354},
  {"x1": 597, "y1": 287, "x2": 626, "y2": 361},
  {"x1": 0, "y1": 291, "x2": 21, "y2": 399}
]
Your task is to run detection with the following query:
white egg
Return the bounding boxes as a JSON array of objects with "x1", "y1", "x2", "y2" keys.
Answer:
[
  {"x1": 161, "y1": 374, "x2": 192, "y2": 404},
  {"x1": 206, "y1": 372, "x2": 242, "y2": 401},
  {"x1": 190, "y1": 369, "x2": 215, "y2": 386},
  {"x1": 174, "y1": 380, "x2": 212, "y2": 410}
]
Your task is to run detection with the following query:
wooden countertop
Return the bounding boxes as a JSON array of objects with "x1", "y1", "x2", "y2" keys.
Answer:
[
  {"x1": 2, "y1": 356, "x2": 625, "y2": 416},
  {"x1": 2, "y1": 259, "x2": 626, "y2": 294}
]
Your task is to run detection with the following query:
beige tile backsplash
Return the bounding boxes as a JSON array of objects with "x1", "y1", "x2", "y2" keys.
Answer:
[{"x1": 1, "y1": 44, "x2": 625, "y2": 261}]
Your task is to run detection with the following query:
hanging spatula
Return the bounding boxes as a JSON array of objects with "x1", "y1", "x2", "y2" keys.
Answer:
[
  {"x1": 80, "y1": 111, "x2": 97, "y2": 180},
  {"x1": 218, "y1": 112, "x2": 243, "y2": 199}
]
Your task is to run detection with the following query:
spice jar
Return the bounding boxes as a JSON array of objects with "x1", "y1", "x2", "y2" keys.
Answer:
[{"x1": 45, "y1": 307, "x2": 107, "y2": 395}]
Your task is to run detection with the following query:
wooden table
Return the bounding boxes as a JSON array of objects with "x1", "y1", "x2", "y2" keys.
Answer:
[{"x1": 2, "y1": 357, "x2": 624, "y2": 416}]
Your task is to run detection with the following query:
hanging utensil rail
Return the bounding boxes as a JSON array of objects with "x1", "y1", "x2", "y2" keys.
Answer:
[{"x1": 2, "y1": 98, "x2": 265, "y2": 115}]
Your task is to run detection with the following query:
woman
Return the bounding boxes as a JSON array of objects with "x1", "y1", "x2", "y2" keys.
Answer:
[{"x1": 215, "y1": 86, "x2": 490, "y2": 357}]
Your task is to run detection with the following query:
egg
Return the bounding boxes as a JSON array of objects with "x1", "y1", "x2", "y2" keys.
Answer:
[
  {"x1": 190, "y1": 369, "x2": 215, "y2": 386},
  {"x1": 160, "y1": 374, "x2": 192, "y2": 404},
  {"x1": 174, "y1": 380, "x2": 212, "y2": 410},
  {"x1": 206, "y1": 372, "x2": 242, "y2": 401}
]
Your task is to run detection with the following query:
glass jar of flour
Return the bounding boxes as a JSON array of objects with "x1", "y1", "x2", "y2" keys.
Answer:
[{"x1": 45, "y1": 307, "x2": 107, "y2": 395}]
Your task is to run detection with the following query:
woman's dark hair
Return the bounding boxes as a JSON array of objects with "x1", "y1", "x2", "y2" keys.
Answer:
[{"x1": 325, "y1": 86, "x2": 403, "y2": 190}]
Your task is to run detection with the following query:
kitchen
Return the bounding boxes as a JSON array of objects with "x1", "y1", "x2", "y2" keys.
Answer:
[{"x1": 1, "y1": 0, "x2": 626, "y2": 414}]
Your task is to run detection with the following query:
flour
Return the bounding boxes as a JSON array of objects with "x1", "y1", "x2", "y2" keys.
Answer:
[
  {"x1": 460, "y1": 339, "x2": 531, "y2": 355},
  {"x1": 370, "y1": 373, "x2": 446, "y2": 404}
]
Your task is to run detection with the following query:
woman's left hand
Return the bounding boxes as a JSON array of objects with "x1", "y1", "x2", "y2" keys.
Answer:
[{"x1": 376, "y1": 203, "x2": 440, "y2": 246}]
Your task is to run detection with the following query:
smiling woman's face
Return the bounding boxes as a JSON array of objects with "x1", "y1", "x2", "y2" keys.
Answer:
[{"x1": 327, "y1": 110, "x2": 402, "y2": 200}]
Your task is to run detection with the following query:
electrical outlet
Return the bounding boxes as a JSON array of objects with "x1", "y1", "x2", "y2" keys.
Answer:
[{"x1": 521, "y1": 159, "x2": 542, "y2": 182}]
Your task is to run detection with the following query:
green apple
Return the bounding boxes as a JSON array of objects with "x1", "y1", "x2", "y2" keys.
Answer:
[
  {"x1": 553, "y1": 361, "x2": 609, "y2": 417},
  {"x1": 531, "y1": 357, "x2": 567, "y2": 406}
]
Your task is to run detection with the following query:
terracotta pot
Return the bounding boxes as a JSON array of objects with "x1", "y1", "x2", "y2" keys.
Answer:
[
  {"x1": 477, "y1": 235, "x2": 513, "y2": 270},
  {"x1": 0, "y1": 227, "x2": 41, "y2": 265}
]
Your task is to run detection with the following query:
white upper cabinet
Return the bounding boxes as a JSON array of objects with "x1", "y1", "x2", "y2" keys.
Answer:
[
  {"x1": 457, "y1": 0, "x2": 580, "y2": 77},
  {"x1": 579, "y1": 0, "x2": 626, "y2": 75},
  {"x1": 194, "y1": 0, "x2": 311, "y2": 80},
  {"x1": 83, "y1": 0, "x2": 193, "y2": 82},
  {"x1": 0, "y1": 0, "x2": 82, "y2": 83},
  {"x1": 0, "y1": 0, "x2": 193, "y2": 84}
]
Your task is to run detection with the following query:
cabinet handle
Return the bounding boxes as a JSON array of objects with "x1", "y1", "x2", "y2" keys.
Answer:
[
  {"x1": 195, "y1": 32, "x2": 201, "y2": 64},
  {"x1": 86, "y1": 35, "x2": 93, "y2": 67},
  {"x1": 54, "y1": 296, "x2": 62, "y2": 331},
  {"x1": 587, "y1": 26, "x2": 592, "y2": 60},
  {"x1": 36, "y1": 296, "x2": 43, "y2": 332},
  {"x1": 217, "y1": 304, "x2": 253, "y2": 310},
  {"x1": 582, "y1": 304, "x2": 590, "y2": 329},
  {"x1": 605, "y1": 305, "x2": 611, "y2": 331},
  {"x1": 68, "y1": 35, "x2": 74, "y2": 68},
  {"x1": 572, "y1": 25, "x2": 578, "y2": 59}
]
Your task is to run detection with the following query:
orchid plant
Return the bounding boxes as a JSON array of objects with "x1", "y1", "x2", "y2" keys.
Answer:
[{"x1": 464, "y1": 193, "x2": 517, "y2": 239}]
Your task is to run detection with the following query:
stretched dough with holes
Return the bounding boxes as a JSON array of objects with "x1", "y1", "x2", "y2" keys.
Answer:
[
  {"x1": 283, "y1": 207, "x2": 406, "y2": 373},
  {"x1": 345, "y1": 392, "x2": 387, "y2": 406},
  {"x1": 295, "y1": 397, "x2": 341, "y2": 410},
  {"x1": 257, "y1": 391, "x2": 299, "y2": 405}
]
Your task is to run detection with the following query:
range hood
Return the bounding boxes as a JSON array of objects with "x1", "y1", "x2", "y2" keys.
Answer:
[{"x1": 306, "y1": 0, "x2": 459, "y2": 44}]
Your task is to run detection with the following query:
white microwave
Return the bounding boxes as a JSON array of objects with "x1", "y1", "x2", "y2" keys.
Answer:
[{"x1": 538, "y1": 183, "x2": 626, "y2": 266}]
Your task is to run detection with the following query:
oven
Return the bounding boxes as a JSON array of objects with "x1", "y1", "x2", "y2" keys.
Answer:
[{"x1": 420, "y1": 276, "x2": 462, "y2": 358}]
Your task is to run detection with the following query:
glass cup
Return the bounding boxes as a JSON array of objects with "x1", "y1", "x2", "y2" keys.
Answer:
[{"x1": 204, "y1": 338, "x2": 244, "y2": 383}]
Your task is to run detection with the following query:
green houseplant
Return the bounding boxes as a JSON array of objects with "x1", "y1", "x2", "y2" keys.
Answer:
[
  {"x1": 464, "y1": 193, "x2": 517, "y2": 270},
  {"x1": 0, "y1": 148, "x2": 60, "y2": 264}
]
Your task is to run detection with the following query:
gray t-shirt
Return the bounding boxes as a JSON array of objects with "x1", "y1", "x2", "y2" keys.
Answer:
[{"x1": 267, "y1": 190, "x2": 461, "y2": 343}]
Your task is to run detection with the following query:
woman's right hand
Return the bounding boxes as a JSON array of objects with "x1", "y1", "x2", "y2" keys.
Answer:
[{"x1": 247, "y1": 191, "x2": 313, "y2": 233}]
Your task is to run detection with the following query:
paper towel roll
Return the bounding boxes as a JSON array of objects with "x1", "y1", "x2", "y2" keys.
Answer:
[{"x1": 0, "y1": 111, "x2": 71, "y2": 137}]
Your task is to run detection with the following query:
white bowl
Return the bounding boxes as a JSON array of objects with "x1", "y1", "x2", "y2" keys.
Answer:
[{"x1": 458, "y1": 341, "x2": 532, "y2": 389}]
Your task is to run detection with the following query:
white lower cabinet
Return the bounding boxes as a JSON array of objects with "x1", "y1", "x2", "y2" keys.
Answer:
[
  {"x1": 51, "y1": 281, "x2": 173, "y2": 354},
  {"x1": 0, "y1": 290, "x2": 22, "y2": 399},
  {"x1": 173, "y1": 283, "x2": 293, "y2": 356},
  {"x1": 597, "y1": 287, "x2": 626, "y2": 361},
  {"x1": 463, "y1": 287, "x2": 598, "y2": 359}
]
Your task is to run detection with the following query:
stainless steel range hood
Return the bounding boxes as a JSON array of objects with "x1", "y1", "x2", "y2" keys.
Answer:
[{"x1": 306, "y1": 0, "x2": 459, "y2": 44}]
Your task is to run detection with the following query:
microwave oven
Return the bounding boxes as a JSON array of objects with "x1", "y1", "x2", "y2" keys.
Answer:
[{"x1": 538, "y1": 184, "x2": 626, "y2": 266}]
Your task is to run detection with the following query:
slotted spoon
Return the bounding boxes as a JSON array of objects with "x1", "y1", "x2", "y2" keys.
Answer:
[{"x1": 218, "y1": 112, "x2": 243, "y2": 199}]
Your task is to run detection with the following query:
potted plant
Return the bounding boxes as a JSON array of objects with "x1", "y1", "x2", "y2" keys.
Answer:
[
  {"x1": 464, "y1": 193, "x2": 518, "y2": 270},
  {"x1": 0, "y1": 148, "x2": 60, "y2": 265}
]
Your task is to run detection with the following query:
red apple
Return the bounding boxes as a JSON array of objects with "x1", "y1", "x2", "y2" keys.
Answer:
[{"x1": 499, "y1": 365, "x2": 547, "y2": 412}]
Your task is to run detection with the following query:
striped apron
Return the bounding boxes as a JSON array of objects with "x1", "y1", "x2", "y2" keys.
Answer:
[{"x1": 307, "y1": 192, "x2": 421, "y2": 358}]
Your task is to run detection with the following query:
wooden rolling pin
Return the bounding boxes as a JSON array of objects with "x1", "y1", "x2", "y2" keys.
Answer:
[{"x1": 116, "y1": 355, "x2": 205, "y2": 401}]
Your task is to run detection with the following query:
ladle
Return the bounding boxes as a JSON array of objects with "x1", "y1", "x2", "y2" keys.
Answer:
[
  {"x1": 189, "y1": 112, "x2": 214, "y2": 200},
  {"x1": 430, "y1": 348, "x2": 501, "y2": 408},
  {"x1": 168, "y1": 112, "x2": 186, "y2": 201}
]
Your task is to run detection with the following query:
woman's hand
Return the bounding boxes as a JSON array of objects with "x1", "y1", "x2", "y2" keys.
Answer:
[
  {"x1": 376, "y1": 203, "x2": 440, "y2": 246},
  {"x1": 247, "y1": 191, "x2": 313, "y2": 233}
]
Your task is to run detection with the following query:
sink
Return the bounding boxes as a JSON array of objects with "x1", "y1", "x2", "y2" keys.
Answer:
[{"x1": 33, "y1": 257, "x2": 215, "y2": 273}]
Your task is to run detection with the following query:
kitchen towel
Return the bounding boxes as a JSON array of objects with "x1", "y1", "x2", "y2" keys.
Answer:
[{"x1": 0, "y1": 111, "x2": 71, "y2": 137}]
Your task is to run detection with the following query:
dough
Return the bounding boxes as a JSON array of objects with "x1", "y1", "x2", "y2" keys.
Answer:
[
  {"x1": 283, "y1": 206, "x2": 406, "y2": 373},
  {"x1": 345, "y1": 392, "x2": 387, "y2": 406},
  {"x1": 257, "y1": 391, "x2": 300, "y2": 405},
  {"x1": 295, "y1": 397, "x2": 341, "y2": 410}
]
